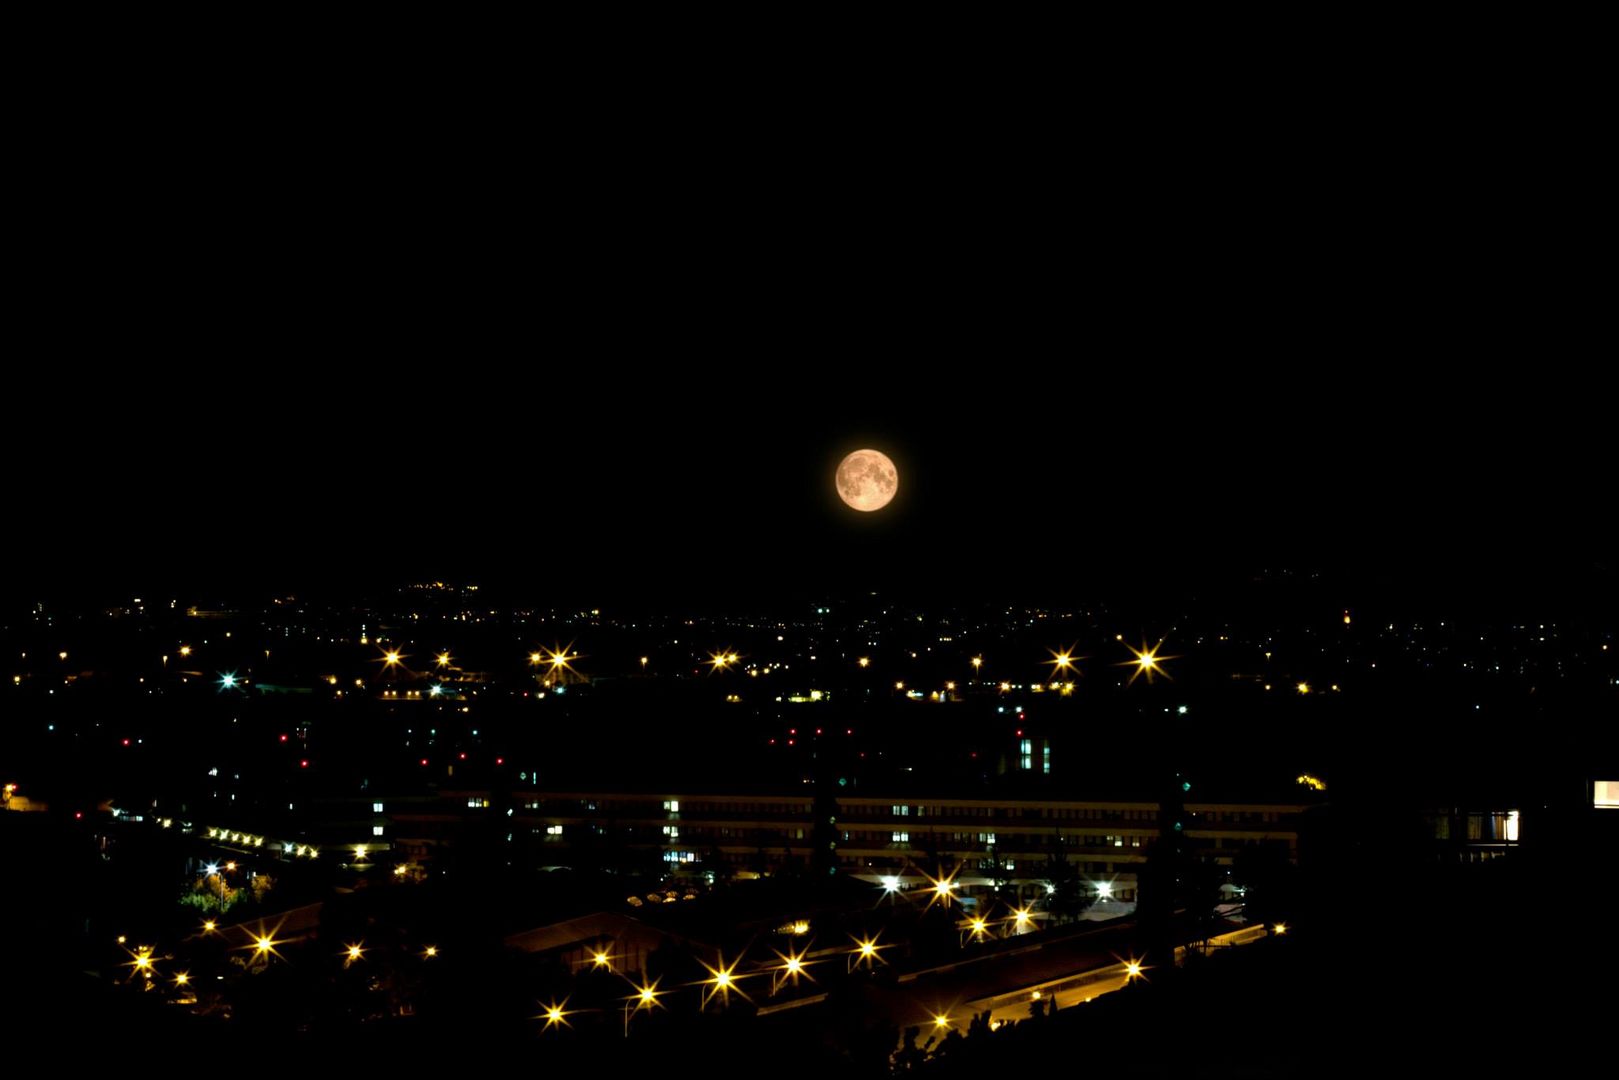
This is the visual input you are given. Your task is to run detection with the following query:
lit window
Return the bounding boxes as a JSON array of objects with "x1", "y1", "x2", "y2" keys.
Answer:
[
  {"x1": 663, "y1": 799, "x2": 680, "y2": 813},
  {"x1": 372, "y1": 825, "x2": 384, "y2": 836},
  {"x1": 372, "y1": 802, "x2": 384, "y2": 813},
  {"x1": 546, "y1": 824, "x2": 563, "y2": 835},
  {"x1": 892, "y1": 831, "x2": 909, "y2": 842}
]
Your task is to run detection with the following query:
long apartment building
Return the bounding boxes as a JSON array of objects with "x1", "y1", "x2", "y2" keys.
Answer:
[{"x1": 391, "y1": 789, "x2": 1308, "y2": 900}]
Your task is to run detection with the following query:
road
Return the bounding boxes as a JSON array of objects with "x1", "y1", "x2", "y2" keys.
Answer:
[{"x1": 972, "y1": 923, "x2": 1270, "y2": 1025}]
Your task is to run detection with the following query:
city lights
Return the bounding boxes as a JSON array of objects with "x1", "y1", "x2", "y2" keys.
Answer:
[{"x1": 1119, "y1": 638, "x2": 1178, "y2": 685}]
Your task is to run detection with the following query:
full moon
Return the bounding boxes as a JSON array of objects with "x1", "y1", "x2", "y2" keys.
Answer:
[{"x1": 835, "y1": 449, "x2": 899, "y2": 512}]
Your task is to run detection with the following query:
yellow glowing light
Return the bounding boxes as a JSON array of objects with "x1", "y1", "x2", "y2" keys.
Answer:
[
  {"x1": 1273, "y1": 923, "x2": 1287, "y2": 935},
  {"x1": 629, "y1": 977, "x2": 664, "y2": 1013},
  {"x1": 202, "y1": 920, "x2": 216, "y2": 933},
  {"x1": 353, "y1": 845, "x2": 367, "y2": 859},
  {"x1": 1047, "y1": 647, "x2": 1079, "y2": 673},
  {"x1": 945, "y1": 681, "x2": 956, "y2": 691},
  {"x1": 437, "y1": 652, "x2": 450, "y2": 667},
  {"x1": 1118, "y1": 638, "x2": 1178, "y2": 685},
  {"x1": 934, "y1": 1014, "x2": 951, "y2": 1029},
  {"x1": 540, "y1": 998, "x2": 572, "y2": 1030},
  {"x1": 383, "y1": 651, "x2": 401, "y2": 666},
  {"x1": 1013, "y1": 907, "x2": 1032, "y2": 927},
  {"x1": 1296, "y1": 682, "x2": 1311, "y2": 695},
  {"x1": 225, "y1": 861, "x2": 236, "y2": 872},
  {"x1": 969, "y1": 917, "x2": 988, "y2": 937},
  {"x1": 529, "y1": 652, "x2": 544, "y2": 664},
  {"x1": 1296, "y1": 774, "x2": 1326, "y2": 792},
  {"x1": 999, "y1": 681, "x2": 1011, "y2": 692},
  {"x1": 858, "y1": 657, "x2": 870, "y2": 668},
  {"x1": 1125, "y1": 960, "x2": 1143, "y2": 979},
  {"x1": 592, "y1": 950, "x2": 611, "y2": 969},
  {"x1": 1031, "y1": 990, "x2": 1042, "y2": 1000},
  {"x1": 895, "y1": 681, "x2": 905, "y2": 691},
  {"x1": 791, "y1": 920, "x2": 810, "y2": 935},
  {"x1": 424, "y1": 945, "x2": 438, "y2": 958},
  {"x1": 640, "y1": 656, "x2": 649, "y2": 667},
  {"x1": 972, "y1": 657, "x2": 982, "y2": 669},
  {"x1": 174, "y1": 972, "x2": 190, "y2": 986},
  {"x1": 179, "y1": 646, "x2": 192, "y2": 657},
  {"x1": 131, "y1": 951, "x2": 153, "y2": 972},
  {"x1": 785, "y1": 956, "x2": 802, "y2": 973},
  {"x1": 699, "y1": 953, "x2": 748, "y2": 1008}
]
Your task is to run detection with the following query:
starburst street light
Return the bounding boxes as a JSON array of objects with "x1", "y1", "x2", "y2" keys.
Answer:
[
  {"x1": 124, "y1": 947, "x2": 155, "y2": 978},
  {"x1": 345, "y1": 943, "x2": 366, "y2": 963},
  {"x1": 627, "y1": 977, "x2": 664, "y2": 1013},
  {"x1": 1118, "y1": 638, "x2": 1178, "y2": 685},
  {"x1": 848, "y1": 933, "x2": 888, "y2": 971},
  {"x1": 699, "y1": 952, "x2": 750, "y2": 1008},
  {"x1": 925, "y1": 868, "x2": 960, "y2": 909},
  {"x1": 1047, "y1": 647, "x2": 1084, "y2": 677},
  {"x1": 247, "y1": 931, "x2": 283, "y2": 963},
  {"x1": 436, "y1": 652, "x2": 451, "y2": 668},
  {"x1": 539, "y1": 998, "x2": 574, "y2": 1031},
  {"x1": 771, "y1": 944, "x2": 815, "y2": 994},
  {"x1": 591, "y1": 949, "x2": 612, "y2": 970}
]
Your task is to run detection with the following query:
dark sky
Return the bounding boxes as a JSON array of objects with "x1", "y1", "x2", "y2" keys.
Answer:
[
  {"x1": 12, "y1": 355, "x2": 1610, "y2": 612},
  {"x1": 9, "y1": 74, "x2": 1610, "y2": 613}
]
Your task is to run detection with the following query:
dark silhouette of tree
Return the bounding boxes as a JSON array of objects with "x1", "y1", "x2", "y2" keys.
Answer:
[{"x1": 1041, "y1": 851, "x2": 1093, "y2": 925}]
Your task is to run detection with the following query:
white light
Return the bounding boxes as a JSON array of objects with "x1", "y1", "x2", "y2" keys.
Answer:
[
  {"x1": 1096, "y1": 881, "x2": 1114, "y2": 899},
  {"x1": 880, "y1": 876, "x2": 899, "y2": 892}
]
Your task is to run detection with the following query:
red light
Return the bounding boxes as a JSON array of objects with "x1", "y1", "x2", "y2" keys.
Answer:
[
  {"x1": 75, "y1": 811, "x2": 83, "y2": 819},
  {"x1": 300, "y1": 760, "x2": 309, "y2": 768},
  {"x1": 787, "y1": 739, "x2": 795, "y2": 746},
  {"x1": 815, "y1": 728, "x2": 822, "y2": 736},
  {"x1": 121, "y1": 738, "x2": 131, "y2": 746},
  {"x1": 279, "y1": 734, "x2": 288, "y2": 743},
  {"x1": 1016, "y1": 730, "x2": 1022, "y2": 736},
  {"x1": 458, "y1": 752, "x2": 467, "y2": 760},
  {"x1": 789, "y1": 729, "x2": 796, "y2": 735},
  {"x1": 495, "y1": 757, "x2": 504, "y2": 765},
  {"x1": 420, "y1": 759, "x2": 429, "y2": 767},
  {"x1": 846, "y1": 729, "x2": 852, "y2": 735},
  {"x1": 768, "y1": 738, "x2": 776, "y2": 745}
]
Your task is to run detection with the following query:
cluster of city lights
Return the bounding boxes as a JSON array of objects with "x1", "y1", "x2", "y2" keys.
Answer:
[{"x1": 204, "y1": 827, "x2": 319, "y2": 858}]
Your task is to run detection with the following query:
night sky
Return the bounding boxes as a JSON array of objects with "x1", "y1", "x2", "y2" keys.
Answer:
[{"x1": 13, "y1": 357, "x2": 1610, "y2": 613}]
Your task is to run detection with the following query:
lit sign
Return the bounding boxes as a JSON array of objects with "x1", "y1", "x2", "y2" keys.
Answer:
[{"x1": 1594, "y1": 780, "x2": 1619, "y2": 809}]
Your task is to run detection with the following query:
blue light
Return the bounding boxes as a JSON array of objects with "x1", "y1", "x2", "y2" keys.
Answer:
[
  {"x1": 219, "y1": 673, "x2": 238, "y2": 689},
  {"x1": 429, "y1": 684, "x2": 443, "y2": 697}
]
